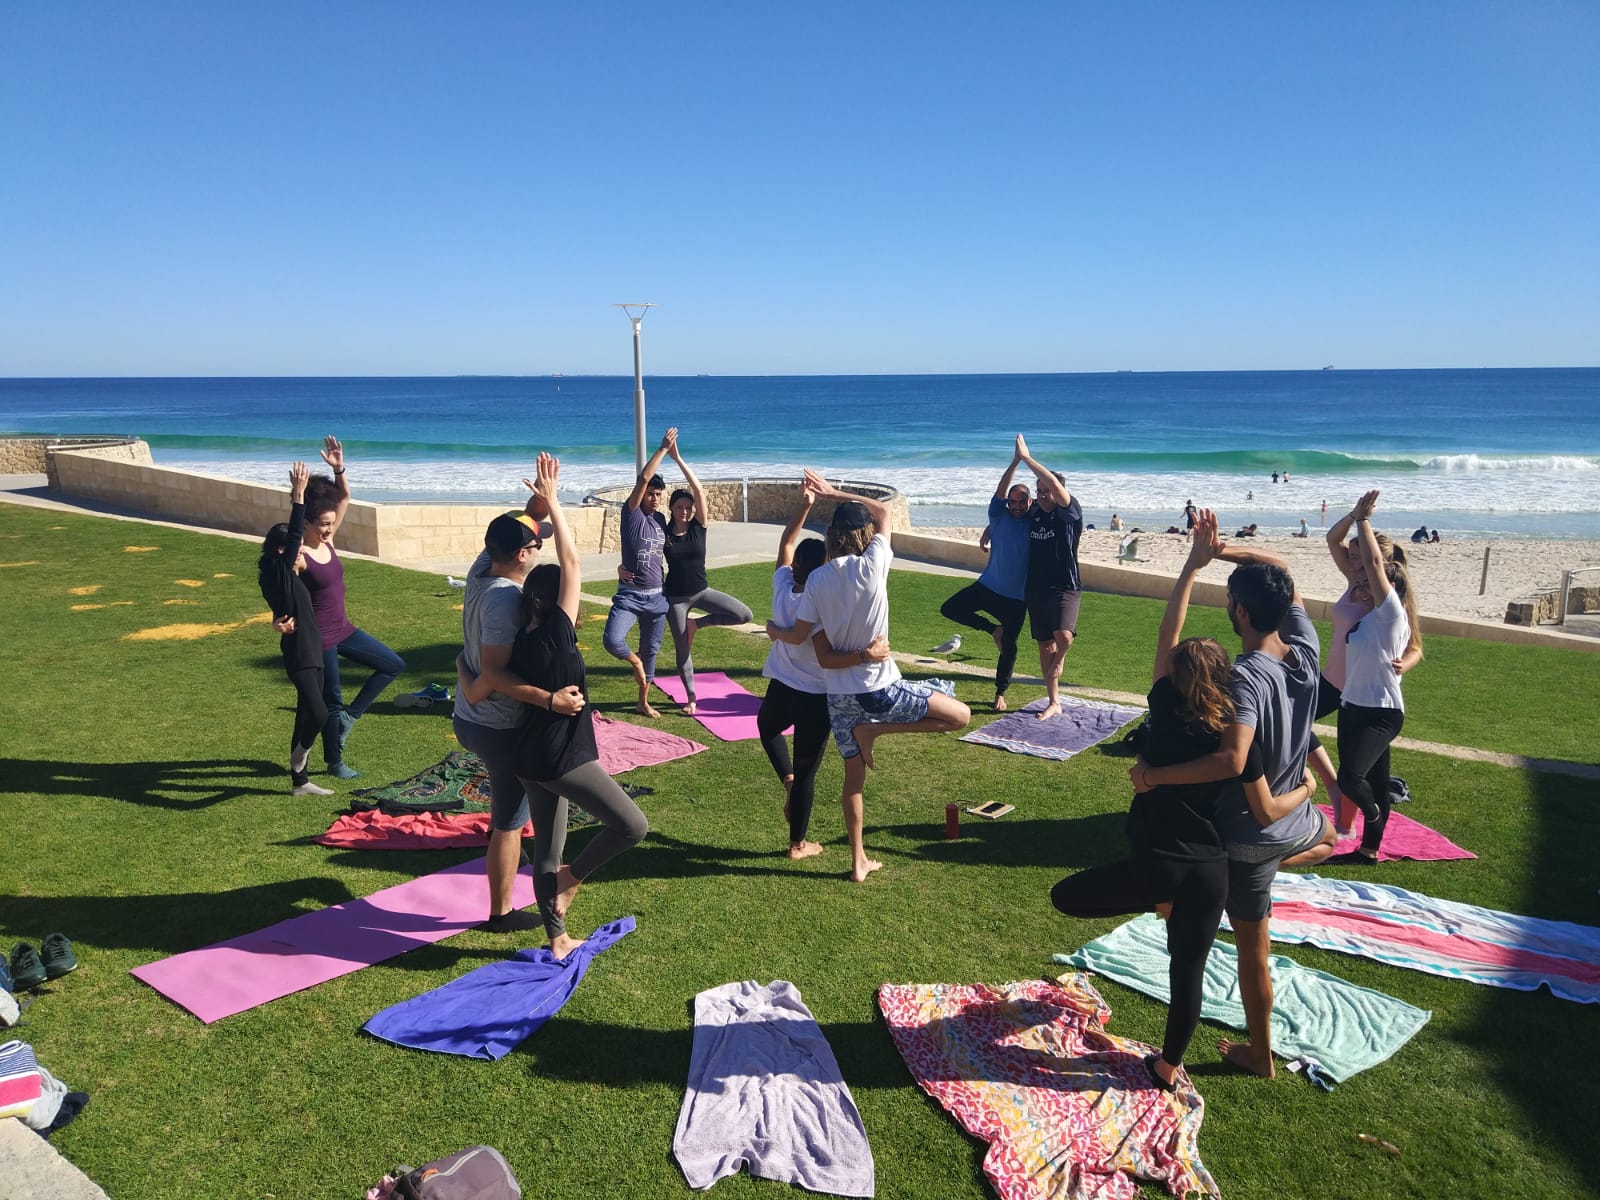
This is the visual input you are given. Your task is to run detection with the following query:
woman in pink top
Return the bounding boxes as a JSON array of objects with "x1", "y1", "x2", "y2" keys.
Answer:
[{"x1": 296, "y1": 435, "x2": 406, "y2": 780}]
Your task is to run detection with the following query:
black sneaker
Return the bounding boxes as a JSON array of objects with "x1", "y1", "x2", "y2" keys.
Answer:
[
  {"x1": 10, "y1": 943, "x2": 46, "y2": 990},
  {"x1": 41, "y1": 933, "x2": 78, "y2": 979}
]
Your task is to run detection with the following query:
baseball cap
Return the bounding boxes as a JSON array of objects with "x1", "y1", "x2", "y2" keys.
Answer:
[
  {"x1": 830, "y1": 500, "x2": 871, "y2": 531},
  {"x1": 485, "y1": 511, "x2": 542, "y2": 558}
]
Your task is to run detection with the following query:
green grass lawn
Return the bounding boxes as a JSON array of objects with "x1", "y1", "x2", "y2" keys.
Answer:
[{"x1": 2, "y1": 505, "x2": 1597, "y2": 1199}]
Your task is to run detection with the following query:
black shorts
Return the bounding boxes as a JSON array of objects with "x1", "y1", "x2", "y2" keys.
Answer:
[{"x1": 1027, "y1": 588, "x2": 1081, "y2": 643}]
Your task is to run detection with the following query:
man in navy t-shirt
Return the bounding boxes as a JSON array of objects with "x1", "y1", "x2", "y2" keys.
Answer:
[
  {"x1": 602, "y1": 427, "x2": 676, "y2": 717},
  {"x1": 938, "y1": 440, "x2": 1032, "y2": 711},
  {"x1": 1016, "y1": 434, "x2": 1084, "y2": 720}
]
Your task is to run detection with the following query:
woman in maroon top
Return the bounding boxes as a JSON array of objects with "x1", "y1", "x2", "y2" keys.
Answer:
[{"x1": 297, "y1": 435, "x2": 405, "y2": 780}]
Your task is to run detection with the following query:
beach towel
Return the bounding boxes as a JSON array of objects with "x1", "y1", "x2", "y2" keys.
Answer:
[
  {"x1": 1231, "y1": 873, "x2": 1600, "y2": 1004},
  {"x1": 0, "y1": 1040, "x2": 41, "y2": 1120},
  {"x1": 653, "y1": 671, "x2": 767, "y2": 741},
  {"x1": 130, "y1": 859, "x2": 536, "y2": 1023},
  {"x1": 363, "y1": 917, "x2": 635, "y2": 1059},
  {"x1": 316, "y1": 784, "x2": 655, "y2": 851},
  {"x1": 959, "y1": 696, "x2": 1145, "y2": 762},
  {"x1": 878, "y1": 976, "x2": 1218, "y2": 1200},
  {"x1": 1321, "y1": 805, "x2": 1474, "y2": 862},
  {"x1": 1055, "y1": 913, "x2": 1430, "y2": 1081},
  {"x1": 673, "y1": 980, "x2": 874, "y2": 1197}
]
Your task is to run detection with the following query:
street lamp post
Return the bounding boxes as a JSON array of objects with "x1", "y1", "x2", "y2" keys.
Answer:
[{"x1": 613, "y1": 303, "x2": 656, "y2": 474}]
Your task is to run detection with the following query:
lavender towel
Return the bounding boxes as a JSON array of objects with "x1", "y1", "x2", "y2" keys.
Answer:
[
  {"x1": 363, "y1": 916, "x2": 635, "y2": 1059},
  {"x1": 959, "y1": 695, "x2": 1145, "y2": 761},
  {"x1": 673, "y1": 980, "x2": 874, "y2": 1197}
]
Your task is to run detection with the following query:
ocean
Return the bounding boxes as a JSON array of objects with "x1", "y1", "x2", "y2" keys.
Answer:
[{"x1": 2, "y1": 370, "x2": 1597, "y2": 540}]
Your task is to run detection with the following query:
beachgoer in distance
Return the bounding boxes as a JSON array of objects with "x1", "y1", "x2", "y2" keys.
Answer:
[
  {"x1": 1294, "y1": 518, "x2": 1309, "y2": 538},
  {"x1": 1132, "y1": 510, "x2": 1335, "y2": 1079},
  {"x1": 1182, "y1": 499, "x2": 1197, "y2": 536},
  {"x1": 653, "y1": 429, "x2": 753, "y2": 716},
  {"x1": 1326, "y1": 490, "x2": 1421, "y2": 866},
  {"x1": 259, "y1": 461, "x2": 332, "y2": 796},
  {"x1": 1321, "y1": 498, "x2": 1328, "y2": 524},
  {"x1": 1306, "y1": 507, "x2": 1423, "y2": 833},
  {"x1": 298, "y1": 435, "x2": 405, "y2": 780},
  {"x1": 452, "y1": 486, "x2": 580, "y2": 934},
  {"x1": 458, "y1": 454, "x2": 648, "y2": 957},
  {"x1": 603, "y1": 427, "x2": 677, "y2": 718},
  {"x1": 1053, "y1": 524, "x2": 1317, "y2": 1091},
  {"x1": 938, "y1": 442, "x2": 1031, "y2": 711},
  {"x1": 1110, "y1": 513, "x2": 1124, "y2": 531},
  {"x1": 758, "y1": 484, "x2": 893, "y2": 860},
  {"x1": 1271, "y1": 471, "x2": 1279, "y2": 484},
  {"x1": 776, "y1": 470, "x2": 971, "y2": 882},
  {"x1": 1430, "y1": 529, "x2": 1441, "y2": 543},
  {"x1": 1017, "y1": 435, "x2": 1084, "y2": 721},
  {"x1": 1411, "y1": 526, "x2": 1429, "y2": 544}
]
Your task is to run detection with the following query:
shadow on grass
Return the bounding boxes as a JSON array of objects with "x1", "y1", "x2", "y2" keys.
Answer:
[
  {"x1": 2, "y1": 876, "x2": 356, "y2": 955},
  {"x1": 0, "y1": 756, "x2": 279, "y2": 809},
  {"x1": 875, "y1": 814, "x2": 1129, "y2": 871}
]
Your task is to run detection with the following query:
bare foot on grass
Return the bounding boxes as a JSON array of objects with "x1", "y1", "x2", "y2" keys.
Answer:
[
  {"x1": 552, "y1": 865, "x2": 581, "y2": 921},
  {"x1": 1037, "y1": 701, "x2": 1061, "y2": 721},
  {"x1": 994, "y1": 694, "x2": 1008, "y2": 712},
  {"x1": 684, "y1": 699, "x2": 696, "y2": 717},
  {"x1": 1218, "y1": 1037, "x2": 1275, "y2": 1078},
  {"x1": 849, "y1": 858, "x2": 884, "y2": 882},
  {"x1": 549, "y1": 932, "x2": 586, "y2": 960},
  {"x1": 636, "y1": 699, "x2": 660, "y2": 718},
  {"x1": 788, "y1": 840, "x2": 824, "y2": 859}
]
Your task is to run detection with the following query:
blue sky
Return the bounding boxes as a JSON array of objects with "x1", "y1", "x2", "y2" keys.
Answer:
[{"x1": 2, "y1": 2, "x2": 1595, "y2": 375}]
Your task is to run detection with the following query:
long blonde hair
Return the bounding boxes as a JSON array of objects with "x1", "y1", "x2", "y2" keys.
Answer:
[
  {"x1": 825, "y1": 525, "x2": 874, "y2": 561},
  {"x1": 1169, "y1": 637, "x2": 1235, "y2": 733}
]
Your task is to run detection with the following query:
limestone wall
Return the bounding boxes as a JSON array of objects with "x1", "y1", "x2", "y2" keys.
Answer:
[
  {"x1": 0, "y1": 435, "x2": 147, "y2": 478},
  {"x1": 586, "y1": 477, "x2": 911, "y2": 533},
  {"x1": 45, "y1": 444, "x2": 608, "y2": 563}
]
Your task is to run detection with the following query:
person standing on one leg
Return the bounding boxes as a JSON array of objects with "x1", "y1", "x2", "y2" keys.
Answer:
[
  {"x1": 938, "y1": 442, "x2": 1030, "y2": 711},
  {"x1": 1016, "y1": 435, "x2": 1084, "y2": 720},
  {"x1": 452, "y1": 491, "x2": 582, "y2": 934},
  {"x1": 603, "y1": 428, "x2": 675, "y2": 718},
  {"x1": 660, "y1": 429, "x2": 753, "y2": 716},
  {"x1": 1134, "y1": 510, "x2": 1334, "y2": 1079},
  {"x1": 783, "y1": 471, "x2": 970, "y2": 882}
]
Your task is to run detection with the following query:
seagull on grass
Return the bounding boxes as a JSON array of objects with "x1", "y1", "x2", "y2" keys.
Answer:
[
  {"x1": 446, "y1": 575, "x2": 467, "y2": 589},
  {"x1": 929, "y1": 634, "x2": 962, "y2": 654}
]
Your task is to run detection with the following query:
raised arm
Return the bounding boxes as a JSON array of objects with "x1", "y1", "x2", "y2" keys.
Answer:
[
  {"x1": 528, "y1": 453, "x2": 582, "y2": 624},
  {"x1": 625, "y1": 426, "x2": 677, "y2": 511},
  {"x1": 803, "y1": 468, "x2": 890, "y2": 537},
  {"x1": 1351, "y1": 490, "x2": 1392, "y2": 605},
  {"x1": 319, "y1": 435, "x2": 351, "y2": 531},
  {"x1": 775, "y1": 482, "x2": 817, "y2": 569},
  {"x1": 666, "y1": 429, "x2": 709, "y2": 526},
  {"x1": 284, "y1": 460, "x2": 310, "y2": 561},
  {"x1": 1015, "y1": 434, "x2": 1071, "y2": 507},
  {"x1": 1325, "y1": 505, "x2": 1361, "y2": 581},
  {"x1": 1153, "y1": 511, "x2": 1221, "y2": 683},
  {"x1": 1216, "y1": 530, "x2": 1301, "y2": 608}
]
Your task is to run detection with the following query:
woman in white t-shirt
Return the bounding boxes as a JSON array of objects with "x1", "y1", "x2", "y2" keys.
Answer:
[{"x1": 1327, "y1": 490, "x2": 1421, "y2": 865}]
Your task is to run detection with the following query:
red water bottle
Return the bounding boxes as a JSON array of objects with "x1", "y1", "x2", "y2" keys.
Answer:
[{"x1": 945, "y1": 803, "x2": 960, "y2": 839}]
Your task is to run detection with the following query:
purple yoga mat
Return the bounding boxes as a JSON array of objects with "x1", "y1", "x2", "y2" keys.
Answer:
[
  {"x1": 130, "y1": 859, "x2": 534, "y2": 1023},
  {"x1": 959, "y1": 696, "x2": 1145, "y2": 761},
  {"x1": 1319, "y1": 804, "x2": 1476, "y2": 862},
  {"x1": 654, "y1": 671, "x2": 772, "y2": 741}
]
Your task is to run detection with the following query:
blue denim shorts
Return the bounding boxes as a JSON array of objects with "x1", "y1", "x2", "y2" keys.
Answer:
[{"x1": 827, "y1": 678, "x2": 956, "y2": 759}]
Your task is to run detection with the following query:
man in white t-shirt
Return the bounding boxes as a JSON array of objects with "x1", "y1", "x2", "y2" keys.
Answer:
[{"x1": 787, "y1": 470, "x2": 971, "y2": 881}]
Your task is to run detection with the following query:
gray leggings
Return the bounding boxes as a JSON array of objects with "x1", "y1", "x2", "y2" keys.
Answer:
[
  {"x1": 666, "y1": 588, "x2": 753, "y2": 700},
  {"x1": 517, "y1": 759, "x2": 649, "y2": 938}
]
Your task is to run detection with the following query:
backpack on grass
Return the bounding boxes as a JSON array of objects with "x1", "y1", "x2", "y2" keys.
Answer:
[{"x1": 394, "y1": 1145, "x2": 520, "y2": 1200}]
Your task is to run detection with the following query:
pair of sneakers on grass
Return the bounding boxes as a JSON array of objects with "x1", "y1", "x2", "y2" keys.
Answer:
[{"x1": 5, "y1": 935, "x2": 77, "y2": 992}]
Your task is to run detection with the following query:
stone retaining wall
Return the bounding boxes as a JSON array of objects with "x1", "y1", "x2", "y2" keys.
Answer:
[{"x1": 2, "y1": 435, "x2": 144, "y2": 475}]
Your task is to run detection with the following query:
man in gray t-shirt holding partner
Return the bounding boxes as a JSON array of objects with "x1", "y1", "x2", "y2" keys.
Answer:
[{"x1": 1132, "y1": 509, "x2": 1335, "y2": 1080}]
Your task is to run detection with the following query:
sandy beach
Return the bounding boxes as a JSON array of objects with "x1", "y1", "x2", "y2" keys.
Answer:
[{"x1": 917, "y1": 526, "x2": 1600, "y2": 624}]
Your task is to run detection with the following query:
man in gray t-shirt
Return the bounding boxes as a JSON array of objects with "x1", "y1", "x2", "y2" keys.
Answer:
[{"x1": 1136, "y1": 510, "x2": 1335, "y2": 1081}]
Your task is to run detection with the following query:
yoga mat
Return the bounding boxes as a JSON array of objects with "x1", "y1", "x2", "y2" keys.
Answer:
[
  {"x1": 131, "y1": 859, "x2": 534, "y2": 1023},
  {"x1": 365, "y1": 917, "x2": 635, "y2": 1059},
  {"x1": 317, "y1": 784, "x2": 654, "y2": 851},
  {"x1": 654, "y1": 671, "x2": 767, "y2": 741},
  {"x1": 1056, "y1": 913, "x2": 1431, "y2": 1081},
  {"x1": 959, "y1": 695, "x2": 1145, "y2": 761},
  {"x1": 1230, "y1": 873, "x2": 1600, "y2": 1004},
  {"x1": 1320, "y1": 804, "x2": 1475, "y2": 862}
]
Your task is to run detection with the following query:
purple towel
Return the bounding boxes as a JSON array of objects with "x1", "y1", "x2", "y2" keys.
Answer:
[
  {"x1": 363, "y1": 916, "x2": 635, "y2": 1059},
  {"x1": 959, "y1": 696, "x2": 1145, "y2": 761}
]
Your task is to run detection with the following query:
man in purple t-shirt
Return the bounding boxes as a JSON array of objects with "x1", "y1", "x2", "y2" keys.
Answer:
[{"x1": 602, "y1": 427, "x2": 676, "y2": 717}]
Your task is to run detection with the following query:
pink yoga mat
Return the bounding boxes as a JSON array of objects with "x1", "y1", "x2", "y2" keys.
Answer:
[
  {"x1": 654, "y1": 671, "x2": 776, "y2": 741},
  {"x1": 1318, "y1": 804, "x2": 1476, "y2": 862},
  {"x1": 130, "y1": 859, "x2": 534, "y2": 1023}
]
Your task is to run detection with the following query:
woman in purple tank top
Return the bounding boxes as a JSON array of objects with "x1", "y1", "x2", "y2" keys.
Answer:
[{"x1": 297, "y1": 435, "x2": 406, "y2": 780}]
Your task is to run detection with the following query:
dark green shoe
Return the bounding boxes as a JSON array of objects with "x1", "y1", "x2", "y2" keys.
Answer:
[
  {"x1": 10, "y1": 943, "x2": 46, "y2": 990},
  {"x1": 41, "y1": 933, "x2": 78, "y2": 979}
]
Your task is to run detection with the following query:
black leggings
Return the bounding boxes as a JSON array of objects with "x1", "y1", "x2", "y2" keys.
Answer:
[
  {"x1": 287, "y1": 666, "x2": 328, "y2": 783},
  {"x1": 939, "y1": 582, "x2": 1026, "y2": 695},
  {"x1": 1051, "y1": 854, "x2": 1227, "y2": 1067},
  {"x1": 1337, "y1": 703, "x2": 1405, "y2": 855},
  {"x1": 756, "y1": 679, "x2": 832, "y2": 844}
]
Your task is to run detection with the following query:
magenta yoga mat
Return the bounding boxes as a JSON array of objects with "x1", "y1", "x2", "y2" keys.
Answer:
[
  {"x1": 130, "y1": 859, "x2": 534, "y2": 1023},
  {"x1": 654, "y1": 671, "x2": 777, "y2": 741}
]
